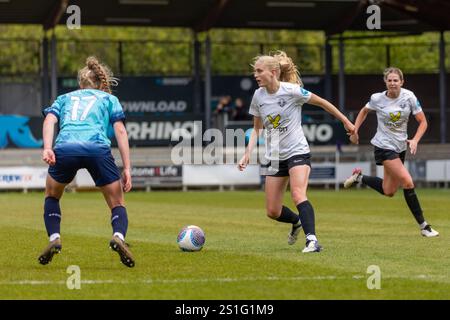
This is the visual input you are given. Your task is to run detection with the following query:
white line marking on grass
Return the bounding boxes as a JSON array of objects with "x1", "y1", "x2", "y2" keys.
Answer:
[{"x1": 0, "y1": 274, "x2": 447, "y2": 286}]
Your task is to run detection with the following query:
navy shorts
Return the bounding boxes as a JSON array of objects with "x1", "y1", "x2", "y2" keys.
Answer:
[
  {"x1": 261, "y1": 153, "x2": 311, "y2": 177},
  {"x1": 48, "y1": 151, "x2": 121, "y2": 187},
  {"x1": 374, "y1": 146, "x2": 406, "y2": 166}
]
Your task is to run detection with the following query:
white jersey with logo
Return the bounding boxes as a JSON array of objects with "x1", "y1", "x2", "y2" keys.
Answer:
[
  {"x1": 249, "y1": 81, "x2": 312, "y2": 161},
  {"x1": 365, "y1": 88, "x2": 423, "y2": 153}
]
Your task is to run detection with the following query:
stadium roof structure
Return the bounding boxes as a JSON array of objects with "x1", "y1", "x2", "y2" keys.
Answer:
[
  {"x1": 1, "y1": 0, "x2": 448, "y2": 141},
  {"x1": 0, "y1": 0, "x2": 449, "y2": 34}
]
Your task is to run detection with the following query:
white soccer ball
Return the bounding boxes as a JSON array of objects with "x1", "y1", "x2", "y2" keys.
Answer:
[{"x1": 177, "y1": 225, "x2": 205, "y2": 252}]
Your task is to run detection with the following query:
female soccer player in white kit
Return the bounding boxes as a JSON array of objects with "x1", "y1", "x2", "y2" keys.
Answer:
[
  {"x1": 344, "y1": 67, "x2": 439, "y2": 237},
  {"x1": 238, "y1": 51, "x2": 355, "y2": 253}
]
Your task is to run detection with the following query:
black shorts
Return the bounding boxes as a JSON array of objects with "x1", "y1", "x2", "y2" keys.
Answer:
[
  {"x1": 261, "y1": 153, "x2": 311, "y2": 177},
  {"x1": 374, "y1": 146, "x2": 406, "y2": 166}
]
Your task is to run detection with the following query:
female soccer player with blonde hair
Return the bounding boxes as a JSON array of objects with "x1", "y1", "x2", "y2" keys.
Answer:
[
  {"x1": 39, "y1": 56, "x2": 135, "y2": 267},
  {"x1": 239, "y1": 51, "x2": 355, "y2": 253},
  {"x1": 344, "y1": 67, "x2": 439, "y2": 237}
]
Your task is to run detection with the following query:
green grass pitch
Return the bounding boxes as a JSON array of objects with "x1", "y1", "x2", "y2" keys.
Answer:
[{"x1": 0, "y1": 189, "x2": 448, "y2": 299}]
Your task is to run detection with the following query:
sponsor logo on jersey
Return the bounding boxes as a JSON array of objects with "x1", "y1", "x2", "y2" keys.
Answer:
[
  {"x1": 389, "y1": 111, "x2": 401, "y2": 122},
  {"x1": 267, "y1": 114, "x2": 281, "y2": 128},
  {"x1": 266, "y1": 114, "x2": 287, "y2": 133}
]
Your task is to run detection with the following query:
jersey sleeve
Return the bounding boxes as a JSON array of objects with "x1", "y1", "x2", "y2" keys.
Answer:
[
  {"x1": 108, "y1": 95, "x2": 126, "y2": 125},
  {"x1": 293, "y1": 85, "x2": 312, "y2": 105},
  {"x1": 409, "y1": 92, "x2": 423, "y2": 115},
  {"x1": 42, "y1": 95, "x2": 64, "y2": 120},
  {"x1": 365, "y1": 94, "x2": 378, "y2": 111},
  {"x1": 248, "y1": 92, "x2": 260, "y2": 117}
]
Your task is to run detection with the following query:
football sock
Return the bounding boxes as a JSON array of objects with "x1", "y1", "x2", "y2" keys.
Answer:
[
  {"x1": 276, "y1": 206, "x2": 301, "y2": 225},
  {"x1": 113, "y1": 232, "x2": 125, "y2": 241},
  {"x1": 49, "y1": 233, "x2": 60, "y2": 242},
  {"x1": 419, "y1": 221, "x2": 428, "y2": 230},
  {"x1": 403, "y1": 188, "x2": 425, "y2": 225},
  {"x1": 111, "y1": 206, "x2": 128, "y2": 238},
  {"x1": 44, "y1": 196, "x2": 61, "y2": 238},
  {"x1": 296, "y1": 200, "x2": 316, "y2": 237},
  {"x1": 362, "y1": 175, "x2": 385, "y2": 195}
]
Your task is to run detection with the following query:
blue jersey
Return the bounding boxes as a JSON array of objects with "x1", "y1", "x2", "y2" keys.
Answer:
[{"x1": 43, "y1": 89, "x2": 125, "y2": 155}]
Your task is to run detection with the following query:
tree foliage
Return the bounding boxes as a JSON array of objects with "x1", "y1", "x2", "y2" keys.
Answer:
[{"x1": 0, "y1": 25, "x2": 448, "y2": 77}]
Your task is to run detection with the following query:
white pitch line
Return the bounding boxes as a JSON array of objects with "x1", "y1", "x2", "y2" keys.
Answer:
[{"x1": 0, "y1": 274, "x2": 447, "y2": 286}]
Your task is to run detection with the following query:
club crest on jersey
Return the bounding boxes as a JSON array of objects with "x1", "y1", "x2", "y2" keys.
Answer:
[
  {"x1": 278, "y1": 98, "x2": 286, "y2": 108},
  {"x1": 399, "y1": 102, "x2": 408, "y2": 109},
  {"x1": 389, "y1": 111, "x2": 401, "y2": 122},
  {"x1": 267, "y1": 114, "x2": 281, "y2": 128}
]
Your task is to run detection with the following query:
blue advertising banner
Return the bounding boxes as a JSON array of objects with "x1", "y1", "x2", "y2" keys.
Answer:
[{"x1": 0, "y1": 115, "x2": 43, "y2": 149}]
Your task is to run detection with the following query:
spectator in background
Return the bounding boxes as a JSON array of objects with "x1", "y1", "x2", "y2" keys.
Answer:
[
  {"x1": 214, "y1": 95, "x2": 233, "y2": 116},
  {"x1": 231, "y1": 97, "x2": 251, "y2": 121}
]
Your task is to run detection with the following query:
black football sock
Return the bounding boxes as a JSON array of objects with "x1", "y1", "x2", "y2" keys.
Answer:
[
  {"x1": 403, "y1": 188, "x2": 425, "y2": 225},
  {"x1": 296, "y1": 200, "x2": 316, "y2": 239},
  {"x1": 362, "y1": 175, "x2": 385, "y2": 195},
  {"x1": 276, "y1": 206, "x2": 300, "y2": 225}
]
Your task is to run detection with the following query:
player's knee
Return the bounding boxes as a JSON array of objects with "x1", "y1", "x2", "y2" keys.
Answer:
[
  {"x1": 402, "y1": 180, "x2": 415, "y2": 189},
  {"x1": 291, "y1": 190, "x2": 307, "y2": 204},
  {"x1": 384, "y1": 190, "x2": 396, "y2": 197},
  {"x1": 45, "y1": 188, "x2": 62, "y2": 199},
  {"x1": 266, "y1": 208, "x2": 280, "y2": 219},
  {"x1": 106, "y1": 198, "x2": 125, "y2": 209}
]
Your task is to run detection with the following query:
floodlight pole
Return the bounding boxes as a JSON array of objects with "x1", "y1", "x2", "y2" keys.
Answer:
[
  {"x1": 338, "y1": 35, "x2": 345, "y2": 112},
  {"x1": 439, "y1": 31, "x2": 447, "y2": 143},
  {"x1": 50, "y1": 32, "x2": 58, "y2": 102},
  {"x1": 41, "y1": 35, "x2": 50, "y2": 107},
  {"x1": 324, "y1": 36, "x2": 333, "y2": 102},
  {"x1": 193, "y1": 32, "x2": 202, "y2": 116},
  {"x1": 204, "y1": 35, "x2": 212, "y2": 134}
]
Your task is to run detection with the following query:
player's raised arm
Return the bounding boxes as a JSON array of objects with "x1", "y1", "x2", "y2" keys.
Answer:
[
  {"x1": 307, "y1": 93, "x2": 355, "y2": 136},
  {"x1": 349, "y1": 106, "x2": 372, "y2": 144}
]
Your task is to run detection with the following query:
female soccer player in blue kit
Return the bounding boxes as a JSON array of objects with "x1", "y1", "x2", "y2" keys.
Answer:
[{"x1": 38, "y1": 57, "x2": 135, "y2": 267}]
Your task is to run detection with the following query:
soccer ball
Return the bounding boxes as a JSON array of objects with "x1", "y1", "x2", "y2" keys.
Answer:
[{"x1": 177, "y1": 225, "x2": 205, "y2": 252}]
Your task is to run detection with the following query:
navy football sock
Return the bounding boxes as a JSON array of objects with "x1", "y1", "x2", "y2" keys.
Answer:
[
  {"x1": 111, "y1": 206, "x2": 128, "y2": 238},
  {"x1": 296, "y1": 200, "x2": 316, "y2": 238},
  {"x1": 276, "y1": 206, "x2": 300, "y2": 225},
  {"x1": 44, "y1": 196, "x2": 61, "y2": 237}
]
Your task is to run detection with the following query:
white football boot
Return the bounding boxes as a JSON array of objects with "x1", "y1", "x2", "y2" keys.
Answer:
[
  {"x1": 302, "y1": 240, "x2": 322, "y2": 253},
  {"x1": 421, "y1": 225, "x2": 439, "y2": 237},
  {"x1": 344, "y1": 168, "x2": 362, "y2": 189}
]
